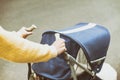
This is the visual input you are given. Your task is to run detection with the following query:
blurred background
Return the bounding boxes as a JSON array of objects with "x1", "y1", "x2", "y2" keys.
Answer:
[{"x1": 0, "y1": 0, "x2": 120, "y2": 80}]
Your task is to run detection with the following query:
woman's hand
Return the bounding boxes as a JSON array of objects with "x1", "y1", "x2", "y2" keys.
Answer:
[
  {"x1": 52, "y1": 38, "x2": 67, "y2": 55},
  {"x1": 17, "y1": 25, "x2": 37, "y2": 38}
]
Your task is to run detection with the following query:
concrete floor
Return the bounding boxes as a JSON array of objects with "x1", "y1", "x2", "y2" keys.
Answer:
[{"x1": 0, "y1": 0, "x2": 120, "y2": 80}]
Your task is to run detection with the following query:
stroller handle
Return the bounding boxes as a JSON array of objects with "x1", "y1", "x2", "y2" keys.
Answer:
[{"x1": 55, "y1": 33, "x2": 60, "y2": 40}]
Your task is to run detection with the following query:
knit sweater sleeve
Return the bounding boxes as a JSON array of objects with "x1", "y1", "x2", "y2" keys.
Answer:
[{"x1": 0, "y1": 28, "x2": 57, "y2": 63}]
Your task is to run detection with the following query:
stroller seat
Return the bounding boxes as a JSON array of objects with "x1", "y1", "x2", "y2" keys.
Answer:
[{"x1": 31, "y1": 23, "x2": 110, "y2": 80}]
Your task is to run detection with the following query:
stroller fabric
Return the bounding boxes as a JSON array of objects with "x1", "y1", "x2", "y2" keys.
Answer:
[{"x1": 32, "y1": 23, "x2": 110, "y2": 80}]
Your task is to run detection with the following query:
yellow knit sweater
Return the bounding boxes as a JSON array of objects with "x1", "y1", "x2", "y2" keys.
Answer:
[{"x1": 0, "y1": 27, "x2": 57, "y2": 63}]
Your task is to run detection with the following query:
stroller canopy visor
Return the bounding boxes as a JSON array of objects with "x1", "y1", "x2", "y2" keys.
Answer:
[{"x1": 32, "y1": 23, "x2": 110, "y2": 80}]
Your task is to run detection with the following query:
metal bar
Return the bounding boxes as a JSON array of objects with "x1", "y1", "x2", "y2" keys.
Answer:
[
  {"x1": 64, "y1": 52, "x2": 94, "y2": 76},
  {"x1": 90, "y1": 57, "x2": 106, "y2": 63}
]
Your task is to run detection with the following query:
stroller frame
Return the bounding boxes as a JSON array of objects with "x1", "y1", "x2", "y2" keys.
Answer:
[
  {"x1": 64, "y1": 52, "x2": 99, "y2": 80},
  {"x1": 28, "y1": 23, "x2": 110, "y2": 80}
]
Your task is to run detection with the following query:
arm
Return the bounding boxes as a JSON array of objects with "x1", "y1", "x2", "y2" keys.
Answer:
[{"x1": 0, "y1": 26, "x2": 66, "y2": 63}]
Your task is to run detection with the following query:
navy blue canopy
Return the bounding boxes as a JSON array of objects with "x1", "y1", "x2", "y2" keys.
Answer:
[{"x1": 32, "y1": 23, "x2": 110, "y2": 80}]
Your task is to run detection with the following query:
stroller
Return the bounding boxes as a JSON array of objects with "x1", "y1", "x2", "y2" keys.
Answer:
[{"x1": 28, "y1": 23, "x2": 110, "y2": 80}]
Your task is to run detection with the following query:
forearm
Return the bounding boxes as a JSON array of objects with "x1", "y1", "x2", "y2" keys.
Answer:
[{"x1": 0, "y1": 29, "x2": 57, "y2": 63}]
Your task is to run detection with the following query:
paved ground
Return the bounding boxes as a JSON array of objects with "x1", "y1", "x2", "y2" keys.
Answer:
[{"x1": 0, "y1": 0, "x2": 120, "y2": 80}]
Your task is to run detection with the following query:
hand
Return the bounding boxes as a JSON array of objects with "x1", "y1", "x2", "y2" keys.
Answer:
[
  {"x1": 52, "y1": 38, "x2": 67, "y2": 55},
  {"x1": 17, "y1": 25, "x2": 37, "y2": 38}
]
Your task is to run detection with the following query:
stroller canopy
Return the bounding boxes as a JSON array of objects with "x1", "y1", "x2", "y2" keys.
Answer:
[{"x1": 32, "y1": 23, "x2": 110, "y2": 80}]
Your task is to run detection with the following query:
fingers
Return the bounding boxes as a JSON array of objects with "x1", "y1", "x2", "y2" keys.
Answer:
[
  {"x1": 25, "y1": 24, "x2": 37, "y2": 32},
  {"x1": 57, "y1": 41, "x2": 67, "y2": 55},
  {"x1": 52, "y1": 36, "x2": 67, "y2": 55},
  {"x1": 17, "y1": 25, "x2": 37, "y2": 38},
  {"x1": 22, "y1": 32, "x2": 33, "y2": 38},
  {"x1": 60, "y1": 41, "x2": 67, "y2": 52}
]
